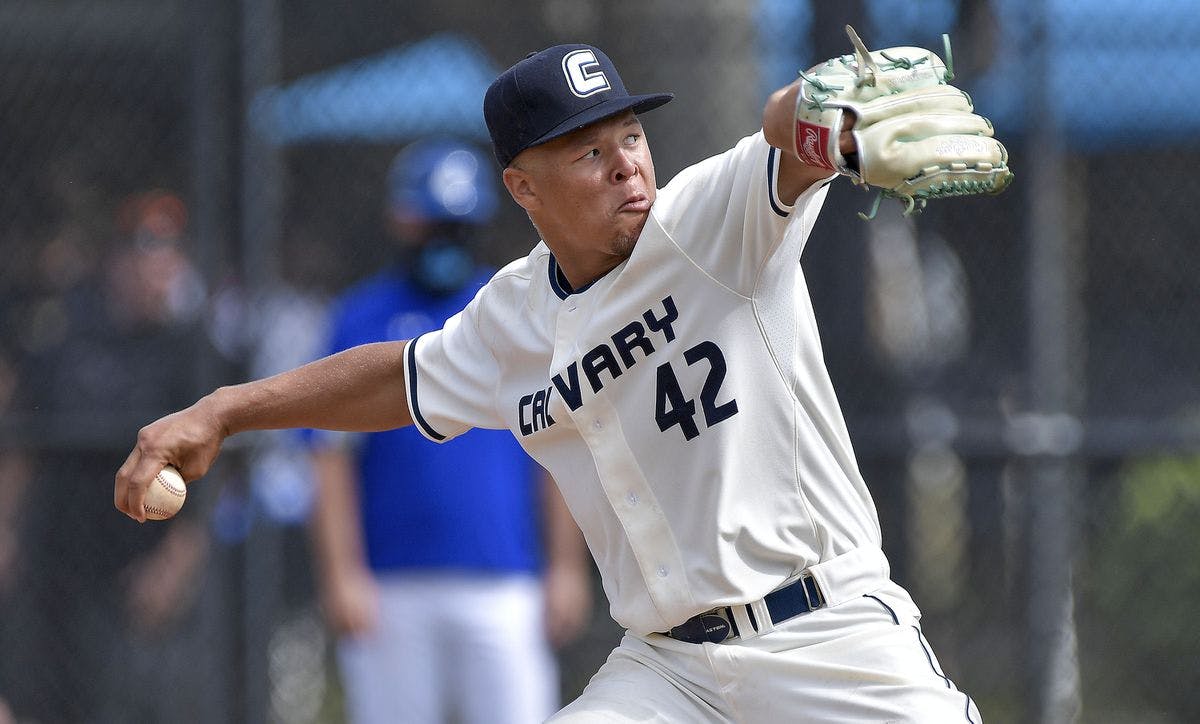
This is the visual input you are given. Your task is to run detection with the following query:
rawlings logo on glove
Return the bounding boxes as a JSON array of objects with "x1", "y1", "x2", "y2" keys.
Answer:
[
  {"x1": 797, "y1": 124, "x2": 832, "y2": 169},
  {"x1": 795, "y1": 26, "x2": 1013, "y2": 217}
]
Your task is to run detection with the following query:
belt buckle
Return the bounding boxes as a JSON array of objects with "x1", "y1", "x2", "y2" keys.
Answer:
[
  {"x1": 667, "y1": 610, "x2": 733, "y2": 644},
  {"x1": 800, "y1": 571, "x2": 824, "y2": 611},
  {"x1": 698, "y1": 613, "x2": 733, "y2": 643}
]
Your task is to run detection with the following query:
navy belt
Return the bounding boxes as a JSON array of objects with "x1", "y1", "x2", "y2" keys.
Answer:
[{"x1": 663, "y1": 573, "x2": 825, "y2": 644}]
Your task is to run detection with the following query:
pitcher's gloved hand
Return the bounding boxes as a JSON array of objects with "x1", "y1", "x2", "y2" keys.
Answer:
[{"x1": 794, "y1": 25, "x2": 1013, "y2": 217}]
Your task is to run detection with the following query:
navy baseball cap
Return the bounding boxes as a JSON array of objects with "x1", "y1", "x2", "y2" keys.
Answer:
[{"x1": 484, "y1": 44, "x2": 674, "y2": 167}]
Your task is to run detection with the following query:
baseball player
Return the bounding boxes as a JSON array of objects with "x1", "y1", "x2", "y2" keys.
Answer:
[{"x1": 116, "y1": 41, "x2": 995, "y2": 722}]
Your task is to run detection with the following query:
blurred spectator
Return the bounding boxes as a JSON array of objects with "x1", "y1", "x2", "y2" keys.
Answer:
[
  {"x1": 308, "y1": 139, "x2": 592, "y2": 724},
  {"x1": 0, "y1": 348, "x2": 29, "y2": 597},
  {"x1": 0, "y1": 346, "x2": 31, "y2": 724},
  {"x1": 0, "y1": 190, "x2": 213, "y2": 723}
]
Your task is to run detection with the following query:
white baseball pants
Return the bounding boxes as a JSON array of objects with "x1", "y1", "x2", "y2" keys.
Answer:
[
  {"x1": 550, "y1": 581, "x2": 981, "y2": 723},
  {"x1": 337, "y1": 572, "x2": 558, "y2": 724}
]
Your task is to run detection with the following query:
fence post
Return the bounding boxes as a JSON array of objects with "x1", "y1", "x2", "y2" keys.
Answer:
[
  {"x1": 240, "y1": 0, "x2": 285, "y2": 721},
  {"x1": 1022, "y1": 1, "x2": 1085, "y2": 720}
]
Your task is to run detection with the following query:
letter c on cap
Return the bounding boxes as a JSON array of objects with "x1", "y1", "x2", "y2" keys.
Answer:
[{"x1": 562, "y1": 49, "x2": 611, "y2": 98}]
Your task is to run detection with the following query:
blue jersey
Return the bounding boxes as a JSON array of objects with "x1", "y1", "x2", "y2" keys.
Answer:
[{"x1": 323, "y1": 268, "x2": 541, "y2": 574}]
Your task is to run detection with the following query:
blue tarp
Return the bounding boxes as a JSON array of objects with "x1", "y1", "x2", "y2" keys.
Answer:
[
  {"x1": 250, "y1": 33, "x2": 498, "y2": 145},
  {"x1": 974, "y1": 0, "x2": 1200, "y2": 149},
  {"x1": 256, "y1": 5, "x2": 1200, "y2": 151},
  {"x1": 757, "y1": 0, "x2": 1200, "y2": 150}
]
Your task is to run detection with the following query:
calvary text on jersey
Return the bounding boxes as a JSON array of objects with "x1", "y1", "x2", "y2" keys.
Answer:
[{"x1": 517, "y1": 296, "x2": 679, "y2": 436}]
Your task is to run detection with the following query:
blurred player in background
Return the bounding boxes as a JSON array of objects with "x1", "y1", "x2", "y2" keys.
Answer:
[
  {"x1": 11, "y1": 189, "x2": 212, "y2": 723},
  {"x1": 308, "y1": 138, "x2": 592, "y2": 724}
]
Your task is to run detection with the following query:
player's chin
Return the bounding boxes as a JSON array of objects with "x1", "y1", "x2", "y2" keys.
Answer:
[
  {"x1": 610, "y1": 216, "x2": 646, "y2": 253},
  {"x1": 608, "y1": 229, "x2": 640, "y2": 259}
]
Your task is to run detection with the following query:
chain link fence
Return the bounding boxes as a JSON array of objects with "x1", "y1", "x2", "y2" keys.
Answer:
[{"x1": 0, "y1": 1, "x2": 1197, "y2": 722}]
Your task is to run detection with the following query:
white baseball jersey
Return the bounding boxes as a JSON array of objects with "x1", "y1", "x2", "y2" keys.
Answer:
[{"x1": 404, "y1": 132, "x2": 884, "y2": 636}]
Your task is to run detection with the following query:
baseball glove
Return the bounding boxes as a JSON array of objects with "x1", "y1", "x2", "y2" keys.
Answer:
[{"x1": 794, "y1": 26, "x2": 1013, "y2": 217}]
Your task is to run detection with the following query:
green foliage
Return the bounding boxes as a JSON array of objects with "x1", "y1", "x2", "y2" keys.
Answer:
[
  {"x1": 1080, "y1": 455, "x2": 1200, "y2": 722},
  {"x1": 1120, "y1": 456, "x2": 1200, "y2": 530}
]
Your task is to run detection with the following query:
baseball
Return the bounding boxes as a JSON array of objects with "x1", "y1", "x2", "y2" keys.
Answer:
[{"x1": 144, "y1": 465, "x2": 187, "y2": 520}]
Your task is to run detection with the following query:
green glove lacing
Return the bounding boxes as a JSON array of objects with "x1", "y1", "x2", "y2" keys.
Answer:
[{"x1": 859, "y1": 171, "x2": 1013, "y2": 220}]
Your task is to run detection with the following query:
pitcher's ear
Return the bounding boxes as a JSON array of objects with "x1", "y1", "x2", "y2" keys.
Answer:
[{"x1": 503, "y1": 166, "x2": 539, "y2": 212}]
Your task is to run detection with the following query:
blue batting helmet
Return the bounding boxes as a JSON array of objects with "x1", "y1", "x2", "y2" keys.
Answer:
[{"x1": 386, "y1": 138, "x2": 497, "y2": 225}]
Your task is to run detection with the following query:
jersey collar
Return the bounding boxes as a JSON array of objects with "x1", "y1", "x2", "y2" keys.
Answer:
[{"x1": 547, "y1": 254, "x2": 598, "y2": 300}]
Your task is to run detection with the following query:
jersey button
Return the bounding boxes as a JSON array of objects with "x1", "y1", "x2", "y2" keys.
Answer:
[
  {"x1": 626, "y1": 491, "x2": 639, "y2": 506},
  {"x1": 656, "y1": 565, "x2": 670, "y2": 578},
  {"x1": 592, "y1": 419, "x2": 604, "y2": 430}
]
